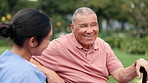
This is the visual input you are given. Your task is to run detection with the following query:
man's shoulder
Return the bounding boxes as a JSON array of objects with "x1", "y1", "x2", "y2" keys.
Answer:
[
  {"x1": 57, "y1": 33, "x2": 72, "y2": 39},
  {"x1": 51, "y1": 33, "x2": 73, "y2": 43},
  {"x1": 96, "y1": 37, "x2": 110, "y2": 47},
  {"x1": 96, "y1": 37, "x2": 107, "y2": 44}
]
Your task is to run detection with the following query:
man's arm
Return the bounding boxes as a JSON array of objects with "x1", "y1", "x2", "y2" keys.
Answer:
[
  {"x1": 111, "y1": 59, "x2": 148, "y2": 83},
  {"x1": 30, "y1": 58, "x2": 65, "y2": 83}
]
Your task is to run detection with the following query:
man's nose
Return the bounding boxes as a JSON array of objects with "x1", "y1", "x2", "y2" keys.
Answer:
[{"x1": 85, "y1": 27, "x2": 93, "y2": 33}]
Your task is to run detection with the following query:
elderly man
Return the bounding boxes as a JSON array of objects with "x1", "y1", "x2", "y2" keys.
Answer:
[{"x1": 31, "y1": 7, "x2": 148, "y2": 83}]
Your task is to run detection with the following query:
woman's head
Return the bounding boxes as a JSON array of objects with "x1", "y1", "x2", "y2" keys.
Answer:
[{"x1": 0, "y1": 9, "x2": 52, "y2": 47}]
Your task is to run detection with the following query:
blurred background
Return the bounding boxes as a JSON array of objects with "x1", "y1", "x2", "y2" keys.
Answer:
[{"x1": 0, "y1": 0, "x2": 148, "y2": 83}]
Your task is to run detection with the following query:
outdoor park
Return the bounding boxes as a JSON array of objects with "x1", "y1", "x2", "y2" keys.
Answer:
[{"x1": 0, "y1": 0, "x2": 148, "y2": 83}]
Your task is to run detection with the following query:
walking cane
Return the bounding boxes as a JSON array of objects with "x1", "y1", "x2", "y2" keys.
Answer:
[{"x1": 140, "y1": 67, "x2": 147, "y2": 83}]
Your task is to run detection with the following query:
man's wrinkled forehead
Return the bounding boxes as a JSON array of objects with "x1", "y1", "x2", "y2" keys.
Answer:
[{"x1": 75, "y1": 14, "x2": 98, "y2": 24}]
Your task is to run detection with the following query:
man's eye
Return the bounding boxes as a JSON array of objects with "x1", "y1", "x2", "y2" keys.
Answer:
[
  {"x1": 80, "y1": 24, "x2": 87, "y2": 28},
  {"x1": 91, "y1": 23, "x2": 97, "y2": 26}
]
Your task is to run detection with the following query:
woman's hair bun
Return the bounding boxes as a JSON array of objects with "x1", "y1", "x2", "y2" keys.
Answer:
[{"x1": 0, "y1": 23, "x2": 13, "y2": 38}]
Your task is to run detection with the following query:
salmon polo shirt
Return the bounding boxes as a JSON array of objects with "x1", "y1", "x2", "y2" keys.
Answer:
[{"x1": 33, "y1": 33, "x2": 123, "y2": 83}]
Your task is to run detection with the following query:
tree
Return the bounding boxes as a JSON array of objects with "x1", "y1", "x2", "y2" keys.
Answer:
[
  {"x1": 0, "y1": 0, "x2": 37, "y2": 22},
  {"x1": 130, "y1": 0, "x2": 148, "y2": 37}
]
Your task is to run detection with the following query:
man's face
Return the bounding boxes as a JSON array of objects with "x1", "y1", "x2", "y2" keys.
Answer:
[{"x1": 71, "y1": 14, "x2": 99, "y2": 49}]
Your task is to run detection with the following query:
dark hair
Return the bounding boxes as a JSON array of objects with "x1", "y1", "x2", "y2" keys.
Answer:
[{"x1": 0, "y1": 9, "x2": 51, "y2": 47}]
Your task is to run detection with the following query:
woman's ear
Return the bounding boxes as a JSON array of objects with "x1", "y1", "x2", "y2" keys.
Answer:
[{"x1": 29, "y1": 37, "x2": 38, "y2": 47}]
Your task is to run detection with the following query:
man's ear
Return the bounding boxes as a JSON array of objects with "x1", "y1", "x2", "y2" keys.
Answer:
[
  {"x1": 70, "y1": 24, "x2": 75, "y2": 33},
  {"x1": 28, "y1": 37, "x2": 38, "y2": 47}
]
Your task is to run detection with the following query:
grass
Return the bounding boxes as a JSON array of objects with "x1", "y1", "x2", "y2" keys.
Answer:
[{"x1": 0, "y1": 47, "x2": 147, "y2": 83}]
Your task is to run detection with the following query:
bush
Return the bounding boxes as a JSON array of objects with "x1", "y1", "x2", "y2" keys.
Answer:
[
  {"x1": 141, "y1": 37, "x2": 148, "y2": 56},
  {"x1": 103, "y1": 36, "x2": 147, "y2": 56},
  {"x1": 0, "y1": 37, "x2": 12, "y2": 46},
  {"x1": 126, "y1": 39, "x2": 145, "y2": 54},
  {"x1": 103, "y1": 36, "x2": 126, "y2": 49},
  {"x1": 120, "y1": 37, "x2": 133, "y2": 52},
  {"x1": 103, "y1": 37, "x2": 115, "y2": 48}
]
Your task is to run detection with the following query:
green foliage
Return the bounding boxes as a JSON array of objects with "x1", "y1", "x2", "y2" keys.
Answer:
[
  {"x1": 0, "y1": 37, "x2": 12, "y2": 47},
  {"x1": 103, "y1": 32, "x2": 148, "y2": 56},
  {"x1": 129, "y1": 0, "x2": 148, "y2": 34},
  {"x1": 141, "y1": 37, "x2": 148, "y2": 56},
  {"x1": 0, "y1": 0, "x2": 38, "y2": 22},
  {"x1": 103, "y1": 37, "x2": 123, "y2": 49},
  {"x1": 0, "y1": 0, "x2": 147, "y2": 36},
  {"x1": 0, "y1": 0, "x2": 9, "y2": 17},
  {"x1": 0, "y1": 46, "x2": 11, "y2": 54},
  {"x1": 14, "y1": 0, "x2": 37, "y2": 11},
  {"x1": 37, "y1": 0, "x2": 81, "y2": 15}
]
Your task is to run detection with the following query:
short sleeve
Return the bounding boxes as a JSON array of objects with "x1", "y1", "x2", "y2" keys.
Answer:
[{"x1": 105, "y1": 43, "x2": 123, "y2": 74}]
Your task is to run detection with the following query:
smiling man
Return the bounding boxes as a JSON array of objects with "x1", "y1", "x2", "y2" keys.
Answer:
[
  {"x1": 31, "y1": 7, "x2": 148, "y2": 83},
  {"x1": 70, "y1": 9, "x2": 99, "y2": 50}
]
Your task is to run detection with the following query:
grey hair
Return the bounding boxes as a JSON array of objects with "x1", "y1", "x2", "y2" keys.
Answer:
[{"x1": 72, "y1": 7, "x2": 96, "y2": 25}]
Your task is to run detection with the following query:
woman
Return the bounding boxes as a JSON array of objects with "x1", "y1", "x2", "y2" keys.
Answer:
[{"x1": 0, "y1": 9, "x2": 52, "y2": 83}]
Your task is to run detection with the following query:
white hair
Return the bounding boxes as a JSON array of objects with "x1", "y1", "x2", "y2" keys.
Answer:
[{"x1": 72, "y1": 7, "x2": 96, "y2": 25}]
